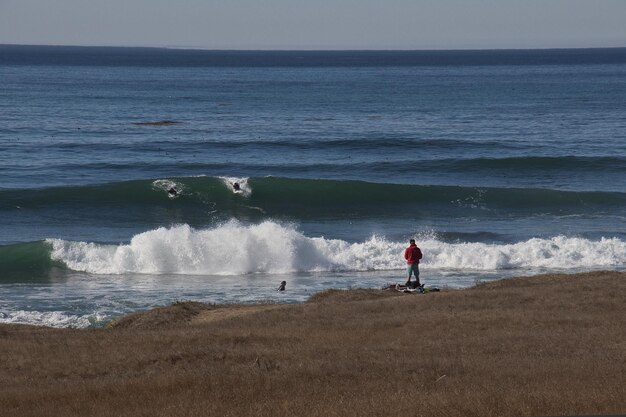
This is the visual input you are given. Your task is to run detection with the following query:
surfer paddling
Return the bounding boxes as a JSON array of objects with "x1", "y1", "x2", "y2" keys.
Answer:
[{"x1": 404, "y1": 239, "x2": 423, "y2": 289}]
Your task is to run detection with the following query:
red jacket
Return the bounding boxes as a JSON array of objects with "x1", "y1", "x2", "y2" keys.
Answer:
[{"x1": 404, "y1": 244, "x2": 422, "y2": 264}]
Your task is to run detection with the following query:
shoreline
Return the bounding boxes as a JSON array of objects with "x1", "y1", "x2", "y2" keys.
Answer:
[{"x1": 1, "y1": 270, "x2": 625, "y2": 416}]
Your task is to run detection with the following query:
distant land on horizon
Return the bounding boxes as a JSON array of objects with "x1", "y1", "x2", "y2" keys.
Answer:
[
  {"x1": 2, "y1": 42, "x2": 626, "y2": 51},
  {"x1": 2, "y1": 44, "x2": 626, "y2": 67}
]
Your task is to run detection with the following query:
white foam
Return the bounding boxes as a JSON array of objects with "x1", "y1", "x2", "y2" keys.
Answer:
[
  {"x1": 46, "y1": 221, "x2": 626, "y2": 276},
  {"x1": 152, "y1": 179, "x2": 183, "y2": 199},
  {"x1": 422, "y1": 236, "x2": 626, "y2": 270},
  {"x1": 219, "y1": 176, "x2": 251, "y2": 197},
  {"x1": 0, "y1": 310, "x2": 106, "y2": 328}
]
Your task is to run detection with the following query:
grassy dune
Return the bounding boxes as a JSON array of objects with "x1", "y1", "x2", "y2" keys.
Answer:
[{"x1": 1, "y1": 271, "x2": 625, "y2": 416}]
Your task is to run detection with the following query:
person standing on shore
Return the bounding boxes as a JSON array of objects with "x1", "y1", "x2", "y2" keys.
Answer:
[{"x1": 404, "y1": 239, "x2": 423, "y2": 288}]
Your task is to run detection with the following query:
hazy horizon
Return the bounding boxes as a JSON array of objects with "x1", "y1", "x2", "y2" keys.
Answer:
[
  {"x1": 2, "y1": 43, "x2": 626, "y2": 52},
  {"x1": 1, "y1": 0, "x2": 625, "y2": 51}
]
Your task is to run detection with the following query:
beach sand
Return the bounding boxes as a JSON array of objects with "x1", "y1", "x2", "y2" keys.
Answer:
[{"x1": 1, "y1": 271, "x2": 624, "y2": 416}]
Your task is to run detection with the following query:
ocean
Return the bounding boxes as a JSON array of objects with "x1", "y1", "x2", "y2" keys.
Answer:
[{"x1": 1, "y1": 45, "x2": 625, "y2": 327}]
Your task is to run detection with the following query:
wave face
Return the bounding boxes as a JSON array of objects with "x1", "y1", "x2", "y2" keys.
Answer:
[
  {"x1": 0, "y1": 241, "x2": 64, "y2": 280},
  {"x1": 2, "y1": 176, "x2": 624, "y2": 218},
  {"x1": 28, "y1": 221, "x2": 625, "y2": 276}
]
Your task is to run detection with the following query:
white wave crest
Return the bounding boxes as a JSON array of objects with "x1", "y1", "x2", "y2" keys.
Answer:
[{"x1": 47, "y1": 221, "x2": 626, "y2": 276}]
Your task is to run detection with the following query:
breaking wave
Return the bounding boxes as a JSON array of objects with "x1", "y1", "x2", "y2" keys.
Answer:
[{"x1": 37, "y1": 221, "x2": 626, "y2": 276}]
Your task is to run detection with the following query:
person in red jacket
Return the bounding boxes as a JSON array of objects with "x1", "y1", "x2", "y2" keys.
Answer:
[{"x1": 404, "y1": 239, "x2": 423, "y2": 288}]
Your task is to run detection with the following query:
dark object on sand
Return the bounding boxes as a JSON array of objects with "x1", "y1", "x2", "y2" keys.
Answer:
[
  {"x1": 278, "y1": 281, "x2": 286, "y2": 291},
  {"x1": 407, "y1": 281, "x2": 422, "y2": 290}
]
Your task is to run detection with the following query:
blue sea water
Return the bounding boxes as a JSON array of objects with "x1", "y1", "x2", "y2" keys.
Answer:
[{"x1": 1, "y1": 45, "x2": 625, "y2": 327}]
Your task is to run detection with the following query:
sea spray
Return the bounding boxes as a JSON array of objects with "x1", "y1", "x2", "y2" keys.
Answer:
[
  {"x1": 46, "y1": 221, "x2": 626, "y2": 276},
  {"x1": 48, "y1": 221, "x2": 317, "y2": 275}
]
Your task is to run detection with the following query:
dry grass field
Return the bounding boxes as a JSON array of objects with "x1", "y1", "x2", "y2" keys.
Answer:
[{"x1": 1, "y1": 271, "x2": 624, "y2": 417}]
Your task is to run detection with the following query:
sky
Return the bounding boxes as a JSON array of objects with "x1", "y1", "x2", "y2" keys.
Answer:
[{"x1": 1, "y1": 0, "x2": 625, "y2": 50}]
